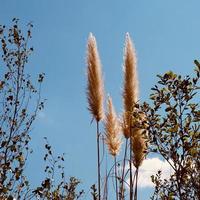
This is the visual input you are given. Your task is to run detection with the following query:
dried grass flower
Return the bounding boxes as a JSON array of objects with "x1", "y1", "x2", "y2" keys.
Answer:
[
  {"x1": 86, "y1": 33, "x2": 104, "y2": 121},
  {"x1": 131, "y1": 129, "x2": 147, "y2": 168},
  {"x1": 104, "y1": 96, "x2": 121, "y2": 157},
  {"x1": 122, "y1": 33, "x2": 139, "y2": 138}
]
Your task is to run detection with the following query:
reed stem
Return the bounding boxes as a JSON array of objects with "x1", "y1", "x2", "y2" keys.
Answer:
[
  {"x1": 129, "y1": 138, "x2": 133, "y2": 200},
  {"x1": 97, "y1": 121, "x2": 101, "y2": 200},
  {"x1": 134, "y1": 168, "x2": 139, "y2": 200},
  {"x1": 114, "y1": 156, "x2": 119, "y2": 200},
  {"x1": 120, "y1": 138, "x2": 128, "y2": 200}
]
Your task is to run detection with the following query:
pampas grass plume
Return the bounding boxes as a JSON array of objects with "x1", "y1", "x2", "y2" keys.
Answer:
[
  {"x1": 122, "y1": 33, "x2": 139, "y2": 138},
  {"x1": 86, "y1": 33, "x2": 104, "y2": 122},
  {"x1": 123, "y1": 33, "x2": 139, "y2": 112},
  {"x1": 104, "y1": 96, "x2": 121, "y2": 157},
  {"x1": 131, "y1": 130, "x2": 147, "y2": 168}
]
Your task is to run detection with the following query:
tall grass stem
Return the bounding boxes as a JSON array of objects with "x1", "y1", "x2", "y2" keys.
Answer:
[
  {"x1": 114, "y1": 156, "x2": 119, "y2": 200},
  {"x1": 120, "y1": 138, "x2": 128, "y2": 200},
  {"x1": 97, "y1": 121, "x2": 101, "y2": 200}
]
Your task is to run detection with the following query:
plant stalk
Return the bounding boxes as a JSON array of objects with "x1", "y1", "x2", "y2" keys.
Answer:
[
  {"x1": 114, "y1": 156, "x2": 119, "y2": 200},
  {"x1": 120, "y1": 138, "x2": 128, "y2": 200},
  {"x1": 130, "y1": 138, "x2": 133, "y2": 200},
  {"x1": 96, "y1": 121, "x2": 101, "y2": 200},
  {"x1": 134, "y1": 168, "x2": 139, "y2": 200}
]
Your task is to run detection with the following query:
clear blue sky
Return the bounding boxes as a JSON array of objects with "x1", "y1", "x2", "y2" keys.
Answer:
[{"x1": 1, "y1": 0, "x2": 200, "y2": 199}]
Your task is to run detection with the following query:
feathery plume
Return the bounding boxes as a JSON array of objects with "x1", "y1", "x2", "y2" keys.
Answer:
[
  {"x1": 121, "y1": 112, "x2": 131, "y2": 138},
  {"x1": 86, "y1": 33, "x2": 104, "y2": 121},
  {"x1": 123, "y1": 33, "x2": 139, "y2": 112},
  {"x1": 122, "y1": 33, "x2": 139, "y2": 138},
  {"x1": 131, "y1": 129, "x2": 147, "y2": 168},
  {"x1": 131, "y1": 110, "x2": 148, "y2": 168},
  {"x1": 104, "y1": 96, "x2": 121, "y2": 157}
]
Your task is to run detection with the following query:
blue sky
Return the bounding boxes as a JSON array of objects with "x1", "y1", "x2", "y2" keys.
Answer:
[{"x1": 1, "y1": 0, "x2": 200, "y2": 199}]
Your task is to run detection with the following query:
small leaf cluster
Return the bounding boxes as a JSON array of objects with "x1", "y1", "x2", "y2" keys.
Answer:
[{"x1": 33, "y1": 138, "x2": 84, "y2": 200}]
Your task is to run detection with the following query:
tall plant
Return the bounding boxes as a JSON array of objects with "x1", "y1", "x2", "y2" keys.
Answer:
[
  {"x1": 141, "y1": 63, "x2": 200, "y2": 200},
  {"x1": 0, "y1": 18, "x2": 44, "y2": 199},
  {"x1": 0, "y1": 19, "x2": 84, "y2": 200},
  {"x1": 86, "y1": 33, "x2": 148, "y2": 200},
  {"x1": 104, "y1": 96, "x2": 121, "y2": 200},
  {"x1": 86, "y1": 33, "x2": 105, "y2": 200}
]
